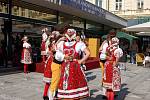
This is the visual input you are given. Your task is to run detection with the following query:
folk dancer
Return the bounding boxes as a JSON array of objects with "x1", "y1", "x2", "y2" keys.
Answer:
[
  {"x1": 21, "y1": 36, "x2": 32, "y2": 80},
  {"x1": 48, "y1": 31, "x2": 66, "y2": 100},
  {"x1": 102, "y1": 37, "x2": 123, "y2": 100},
  {"x1": 43, "y1": 33, "x2": 53, "y2": 100},
  {"x1": 41, "y1": 28, "x2": 48, "y2": 62},
  {"x1": 99, "y1": 32, "x2": 116, "y2": 99},
  {"x1": 57, "y1": 29, "x2": 90, "y2": 100}
]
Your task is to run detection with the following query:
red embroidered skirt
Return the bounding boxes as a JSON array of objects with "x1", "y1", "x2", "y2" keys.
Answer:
[
  {"x1": 57, "y1": 61, "x2": 89, "y2": 99},
  {"x1": 41, "y1": 41, "x2": 46, "y2": 55},
  {"x1": 21, "y1": 49, "x2": 32, "y2": 64},
  {"x1": 43, "y1": 56, "x2": 53, "y2": 83},
  {"x1": 103, "y1": 61, "x2": 121, "y2": 91}
]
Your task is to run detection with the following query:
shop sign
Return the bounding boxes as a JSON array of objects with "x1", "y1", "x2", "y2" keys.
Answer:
[{"x1": 60, "y1": 0, "x2": 106, "y2": 18}]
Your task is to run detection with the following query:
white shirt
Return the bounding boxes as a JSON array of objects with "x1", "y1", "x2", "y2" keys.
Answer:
[
  {"x1": 114, "y1": 48, "x2": 123, "y2": 58},
  {"x1": 23, "y1": 42, "x2": 31, "y2": 48},
  {"x1": 42, "y1": 32, "x2": 48, "y2": 42},
  {"x1": 57, "y1": 41, "x2": 86, "y2": 53},
  {"x1": 55, "y1": 41, "x2": 86, "y2": 61}
]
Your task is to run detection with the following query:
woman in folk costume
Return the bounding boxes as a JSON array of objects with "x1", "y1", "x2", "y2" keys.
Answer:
[
  {"x1": 99, "y1": 32, "x2": 116, "y2": 99},
  {"x1": 56, "y1": 29, "x2": 90, "y2": 100},
  {"x1": 102, "y1": 37, "x2": 123, "y2": 100},
  {"x1": 21, "y1": 36, "x2": 32, "y2": 79},
  {"x1": 41, "y1": 28, "x2": 48, "y2": 62},
  {"x1": 43, "y1": 32, "x2": 54, "y2": 100}
]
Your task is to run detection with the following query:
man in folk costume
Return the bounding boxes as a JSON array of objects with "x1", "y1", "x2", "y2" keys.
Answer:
[
  {"x1": 102, "y1": 37, "x2": 123, "y2": 100},
  {"x1": 41, "y1": 28, "x2": 48, "y2": 62},
  {"x1": 48, "y1": 31, "x2": 67, "y2": 100},
  {"x1": 56, "y1": 29, "x2": 90, "y2": 100},
  {"x1": 21, "y1": 36, "x2": 32, "y2": 79},
  {"x1": 43, "y1": 30, "x2": 65, "y2": 100}
]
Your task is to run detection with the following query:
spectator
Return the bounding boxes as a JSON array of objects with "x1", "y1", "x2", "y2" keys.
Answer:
[{"x1": 129, "y1": 40, "x2": 138, "y2": 64}]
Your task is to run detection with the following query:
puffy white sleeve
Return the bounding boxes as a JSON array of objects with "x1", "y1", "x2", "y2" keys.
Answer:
[
  {"x1": 23, "y1": 43, "x2": 31, "y2": 48},
  {"x1": 56, "y1": 41, "x2": 64, "y2": 52},
  {"x1": 54, "y1": 50, "x2": 65, "y2": 62},
  {"x1": 114, "y1": 48, "x2": 123, "y2": 58},
  {"x1": 76, "y1": 42, "x2": 86, "y2": 52},
  {"x1": 54, "y1": 41, "x2": 65, "y2": 61},
  {"x1": 42, "y1": 33, "x2": 48, "y2": 42}
]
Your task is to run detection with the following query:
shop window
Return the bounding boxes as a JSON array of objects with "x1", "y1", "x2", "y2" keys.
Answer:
[
  {"x1": 0, "y1": 2, "x2": 8, "y2": 13},
  {"x1": 21, "y1": 8, "x2": 26, "y2": 17},
  {"x1": 13, "y1": 6, "x2": 19, "y2": 16}
]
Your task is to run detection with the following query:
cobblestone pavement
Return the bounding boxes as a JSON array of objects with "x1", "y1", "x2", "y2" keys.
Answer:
[{"x1": 0, "y1": 63, "x2": 150, "y2": 100}]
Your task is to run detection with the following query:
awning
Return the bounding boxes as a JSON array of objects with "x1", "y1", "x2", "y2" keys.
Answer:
[
  {"x1": 124, "y1": 21, "x2": 150, "y2": 32},
  {"x1": 102, "y1": 32, "x2": 138, "y2": 42},
  {"x1": 136, "y1": 32, "x2": 150, "y2": 36}
]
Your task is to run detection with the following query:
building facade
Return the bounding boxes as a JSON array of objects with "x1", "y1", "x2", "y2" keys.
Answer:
[
  {"x1": 102, "y1": 0, "x2": 150, "y2": 26},
  {"x1": 0, "y1": 0, "x2": 127, "y2": 69}
]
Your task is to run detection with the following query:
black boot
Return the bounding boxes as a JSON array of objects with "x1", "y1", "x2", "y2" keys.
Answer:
[{"x1": 43, "y1": 96, "x2": 49, "y2": 100}]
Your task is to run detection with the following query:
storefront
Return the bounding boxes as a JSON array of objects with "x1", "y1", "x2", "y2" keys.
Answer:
[{"x1": 0, "y1": 0, "x2": 127, "y2": 68}]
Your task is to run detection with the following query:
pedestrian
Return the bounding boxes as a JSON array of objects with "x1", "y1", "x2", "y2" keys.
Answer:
[
  {"x1": 41, "y1": 28, "x2": 48, "y2": 62},
  {"x1": 102, "y1": 37, "x2": 123, "y2": 100},
  {"x1": 56, "y1": 28, "x2": 90, "y2": 99},
  {"x1": 119, "y1": 41, "x2": 128, "y2": 70},
  {"x1": 129, "y1": 40, "x2": 138, "y2": 64},
  {"x1": 21, "y1": 36, "x2": 32, "y2": 80}
]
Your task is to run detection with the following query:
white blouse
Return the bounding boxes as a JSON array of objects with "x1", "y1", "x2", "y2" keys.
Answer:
[{"x1": 23, "y1": 42, "x2": 31, "y2": 48}]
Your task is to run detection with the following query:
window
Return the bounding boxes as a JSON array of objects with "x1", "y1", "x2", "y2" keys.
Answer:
[
  {"x1": 96, "y1": 0, "x2": 102, "y2": 7},
  {"x1": 13, "y1": 6, "x2": 19, "y2": 16},
  {"x1": 115, "y1": 0, "x2": 122, "y2": 11},
  {"x1": 137, "y1": 0, "x2": 144, "y2": 9}
]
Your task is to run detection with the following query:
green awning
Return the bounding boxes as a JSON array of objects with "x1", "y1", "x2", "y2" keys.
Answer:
[{"x1": 102, "y1": 32, "x2": 138, "y2": 42}]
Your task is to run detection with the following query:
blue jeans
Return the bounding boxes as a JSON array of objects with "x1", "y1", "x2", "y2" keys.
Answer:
[{"x1": 130, "y1": 51, "x2": 136, "y2": 64}]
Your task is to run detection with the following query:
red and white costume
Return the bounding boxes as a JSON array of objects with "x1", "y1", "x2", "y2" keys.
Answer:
[
  {"x1": 57, "y1": 29, "x2": 89, "y2": 99},
  {"x1": 21, "y1": 41, "x2": 32, "y2": 64},
  {"x1": 41, "y1": 28, "x2": 48, "y2": 56},
  {"x1": 43, "y1": 51, "x2": 53, "y2": 83},
  {"x1": 102, "y1": 37, "x2": 123, "y2": 100}
]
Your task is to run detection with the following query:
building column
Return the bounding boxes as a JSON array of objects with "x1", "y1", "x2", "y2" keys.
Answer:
[{"x1": 3, "y1": 0, "x2": 12, "y2": 67}]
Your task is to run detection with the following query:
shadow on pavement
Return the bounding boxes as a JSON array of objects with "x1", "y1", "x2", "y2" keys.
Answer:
[
  {"x1": 116, "y1": 83, "x2": 130, "y2": 100},
  {"x1": 0, "y1": 70, "x2": 22, "y2": 76},
  {"x1": 85, "y1": 72, "x2": 93, "y2": 76},
  {"x1": 90, "y1": 95, "x2": 104, "y2": 100},
  {"x1": 87, "y1": 75, "x2": 96, "y2": 82}
]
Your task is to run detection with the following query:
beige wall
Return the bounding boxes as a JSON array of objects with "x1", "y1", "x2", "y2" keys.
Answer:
[
  {"x1": 107, "y1": 0, "x2": 150, "y2": 11},
  {"x1": 103, "y1": 0, "x2": 150, "y2": 19}
]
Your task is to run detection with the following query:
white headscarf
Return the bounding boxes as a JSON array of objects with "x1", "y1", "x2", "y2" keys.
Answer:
[{"x1": 65, "y1": 29, "x2": 76, "y2": 41}]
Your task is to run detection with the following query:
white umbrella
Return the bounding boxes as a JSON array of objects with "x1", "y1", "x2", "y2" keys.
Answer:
[{"x1": 124, "y1": 21, "x2": 150, "y2": 32}]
